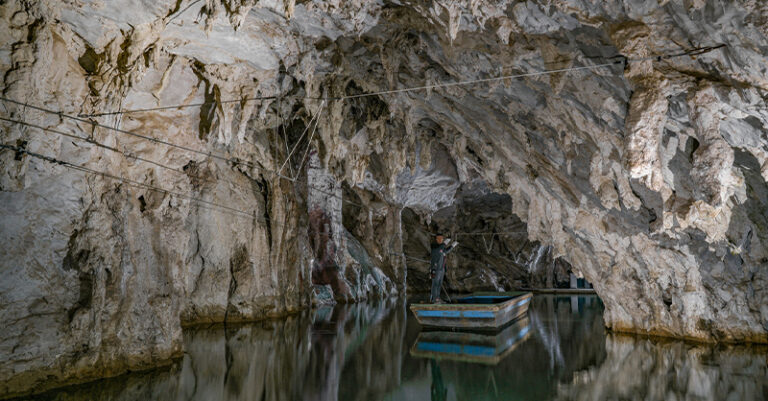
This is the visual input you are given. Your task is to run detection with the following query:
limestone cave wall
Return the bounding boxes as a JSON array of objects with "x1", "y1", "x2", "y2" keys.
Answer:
[{"x1": 2, "y1": 0, "x2": 768, "y2": 398}]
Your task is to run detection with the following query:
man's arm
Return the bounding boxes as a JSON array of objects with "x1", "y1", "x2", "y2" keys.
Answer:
[{"x1": 443, "y1": 240, "x2": 459, "y2": 254}]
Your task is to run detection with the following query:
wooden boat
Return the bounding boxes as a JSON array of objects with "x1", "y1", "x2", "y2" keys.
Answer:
[
  {"x1": 410, "y1": 316, "x2": 531, "y2": 364},
  {"x1": 409, "y1": 291, "x2": 532, "y2": 329}
]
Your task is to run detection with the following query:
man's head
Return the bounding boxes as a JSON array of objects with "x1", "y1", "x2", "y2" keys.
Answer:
[{"x1": 435, "y1": 234, "x2": 444, "y2": 244}]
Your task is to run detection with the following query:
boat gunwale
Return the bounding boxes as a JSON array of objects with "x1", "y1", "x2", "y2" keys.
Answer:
[{"x1": 409, "y1": 292, "x2": 532, "y2": 313}]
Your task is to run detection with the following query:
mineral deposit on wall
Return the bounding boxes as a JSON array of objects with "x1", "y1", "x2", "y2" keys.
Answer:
[{"x1": 1, "y1": 0, "x2": 767, "y2": 398}]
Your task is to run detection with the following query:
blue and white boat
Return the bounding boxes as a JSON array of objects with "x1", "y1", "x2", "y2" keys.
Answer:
[
  {"x1": 409, "y1": 292, "x2": 533, "y2": 329},
  {"x1": 410, "y1": 316, "x2": 531, "y2": 364}
]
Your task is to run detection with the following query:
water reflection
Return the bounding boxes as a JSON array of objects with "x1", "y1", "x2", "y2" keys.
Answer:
[
  {"x1": 410, "y1": 317, "x2": 531, "y2": 365},
  {"x1": 557, "y1": 335, "x2": 768, "y2": 401},
  {"x1": 390, "y1": 296, "x2": 606, "y2": 401},
  {"x1": 26, "y1": 296, "x2": 768, "y2": 401}
]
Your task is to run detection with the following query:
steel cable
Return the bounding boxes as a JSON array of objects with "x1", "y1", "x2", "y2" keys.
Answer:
[
  {"x1": 74, "y1": 44, "x2": 725, "y2": 117},
  {"x1": 0, "y1": 143, "x2": 260, "y2": 220}
]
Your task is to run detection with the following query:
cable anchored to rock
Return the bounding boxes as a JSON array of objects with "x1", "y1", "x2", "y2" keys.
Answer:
[
  {"x1": 0, "y1": 96, "x2": 261, "y2": 171},
  {"x1": 277, "y1": 100, "x2": 325, "y2": 178},
  {"x1": 390, "y1": 252, "x2": 430, "y2": 264},
  {"x1": 75, "y1": 44, "x2": 725, "y2": 117},
  {"x1": 78, "y1": 62, "x2": 620, "y2": 117},
  {"x1": 0, "y1": 44, "x2": 728, "y2": 231},
  {"x1": 0, "y1": 101, "x2": 365, "y2": 210},
  {"x1": 632, "y1": 44, "x2": 727, "y2": 62},
  {"x1": 78, "y1": 95, "x2": 288, "y2": 118},
  {"x1": 0, "y1": 143, "x2": 261, "y2": 221},
  {"x1": 0, "y1": 115, "x2": 261, "y2": 194},
  {"x1": 453, "y1": 231, "x2": 527, "y2": 236},
  {"x1": 168, "y1": 0, "x2": 203, "y2": 23}
]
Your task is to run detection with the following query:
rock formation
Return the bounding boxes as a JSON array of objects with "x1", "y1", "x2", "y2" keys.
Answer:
[
  {"x1": 401, "y1": 177, "x2": 574, "y2": 292},
  {"x1": 1, "y1": 0, "x2": 768, "y2": 397}
]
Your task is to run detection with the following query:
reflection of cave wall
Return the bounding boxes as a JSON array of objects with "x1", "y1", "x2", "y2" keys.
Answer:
[
  {"x1": 439, "y1": 296, "x2": 606, "y2": 400},
  {"x1": 25, "y1": 299, "x2": 408, "y2": 401},
  {"x1": 390, "y1": 295, "x2": 607, "y2": 400},
  {"x1": 558, "y1": 334, "x2": 768, "y2": 401},
  {"x1": 401, "y1": 179, "x2": 573, "y2": 293}
]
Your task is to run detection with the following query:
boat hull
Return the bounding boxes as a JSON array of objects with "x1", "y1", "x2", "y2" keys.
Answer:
[
  {"x1": 409, "y1": 292, "x2": 533, "y2": 329},
  {"x1": 410, "y1": 316, "x2": 531, "y2": 364}
]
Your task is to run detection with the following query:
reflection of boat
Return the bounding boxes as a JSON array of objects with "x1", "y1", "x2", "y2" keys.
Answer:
[
  {"x1": 410, "y1": 316, "x2": 531, "y2": 365},
  {"x1": 409, "y1": 292, "x2": 532, "y2": 329}
]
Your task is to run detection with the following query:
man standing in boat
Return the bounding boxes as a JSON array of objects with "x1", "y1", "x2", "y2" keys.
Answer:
[{"x1": 430, "y1": 234, "x2": 458, "y2": 303}]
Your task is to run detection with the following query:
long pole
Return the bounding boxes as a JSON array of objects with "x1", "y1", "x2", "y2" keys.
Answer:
[{"x1": 441, "y1": 280, "x2": 452, "y2": 303}]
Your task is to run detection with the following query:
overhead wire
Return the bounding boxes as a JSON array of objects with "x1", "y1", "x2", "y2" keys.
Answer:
[
  {"x1": 294, "y1": 101, "x2": 325, "y2": 178},
  {"x1": 0, "y1": 113, "x2": 591, "y2": 236},
  {"x1": 268, "y1": 99, "x2": 366, "y2": 209},
  {"x1": 0, "y1": 96, "x2": 260, "y2": 171},
  {"x1": 339, "y1": 44, "x2": 724, "y2": 100},
  {"x1": 79, "y1": 95, "x2": 285, "y2": 117},
  {"x1": 168, "y1": 0, "x2": 203, "y2": 23},
  {"x1": 77, "y1": 62, "x2": 621, "y2": 118},
  {"x1": 0, "y1": 143, "x2": 260, "y2": 220},
  {"x1": 12, "y1": 44, "x2": 723, "y2": 187},
  {"x1": 74, "y1": 44, "x2": 725, "y2": 118},
  {"x1": 277, "y1": 99, "x2": 324, "y2": 176},
  {"x1": 304, "y1": 44, "x2": 726, "y2": 236},
  {"x1": 0, "y1": 115, "x2": 261, "y2": 194},
  {"x1": 632, "y1": 44, "x2": 726, "y2": 62},
  {"x1": 339, "y1": 61, "x2": 623, "y2": 100},
  {"x1": 0, "y1": 115, "x2": 496, "y2": 239},
  {"x1": 0, "y1": 44, "x2": 728, "y2": 236},
  {"x1": 390, "y1": 252, "x2": 430, "y2": 264},
  {"x1": 0, "y1": 95, "x2": 338, "y2": 198},
  {"x1": 0, "y1": 100, "x2": 363, "y2": 209},
  {"x1": 78, "y1": 94, "x2": 321, "y2": 118},
  {"x1": 1, "y1": 112, "x2": 366, "y2": 212},
  {"x1": 454, "y1": 231, "x2": 527, "y2": 236},
  {"x1": 277, "y1": 96, "x2": 295, "y2": 178}
]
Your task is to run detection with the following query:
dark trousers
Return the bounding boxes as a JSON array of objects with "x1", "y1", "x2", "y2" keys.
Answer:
[{"x1": 430, "y1": 267, "x2": 445, "y2": 302}]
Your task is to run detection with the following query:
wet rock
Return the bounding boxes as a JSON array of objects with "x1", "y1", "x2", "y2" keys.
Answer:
[
  {"x1": 401, "y1": 178, "x2": 573, "y2": 293},
  {"x1": 2, "y1": 0, "x2": 768, "y2": 397},
  {"x1": 307, "y1": 152, "x2": 396, "y2": 303}
]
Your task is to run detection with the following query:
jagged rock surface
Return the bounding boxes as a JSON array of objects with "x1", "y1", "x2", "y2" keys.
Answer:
[
  {"x1": 2, "y1": 0, "x2": 768, "y2": 398},
  {"x1": 401, "y1": 177, "x2": 573, "y2": 293},
  {"x1": 317, "y1": 0, "x2": 768, "y2": 343}
]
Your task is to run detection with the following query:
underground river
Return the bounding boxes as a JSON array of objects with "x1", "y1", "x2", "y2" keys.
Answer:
[{"x1": 21, "y1": 295, "x2": 767, "y2": 401}]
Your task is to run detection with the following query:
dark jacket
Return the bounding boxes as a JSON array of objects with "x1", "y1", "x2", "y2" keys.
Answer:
[{"x1": 430, "y1": 242, "x2": 456, "y2": 271}]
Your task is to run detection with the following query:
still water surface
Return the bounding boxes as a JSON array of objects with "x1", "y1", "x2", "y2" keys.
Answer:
[{"x1": 31, "y1": 296, "x2": 767, "y2": 400}]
